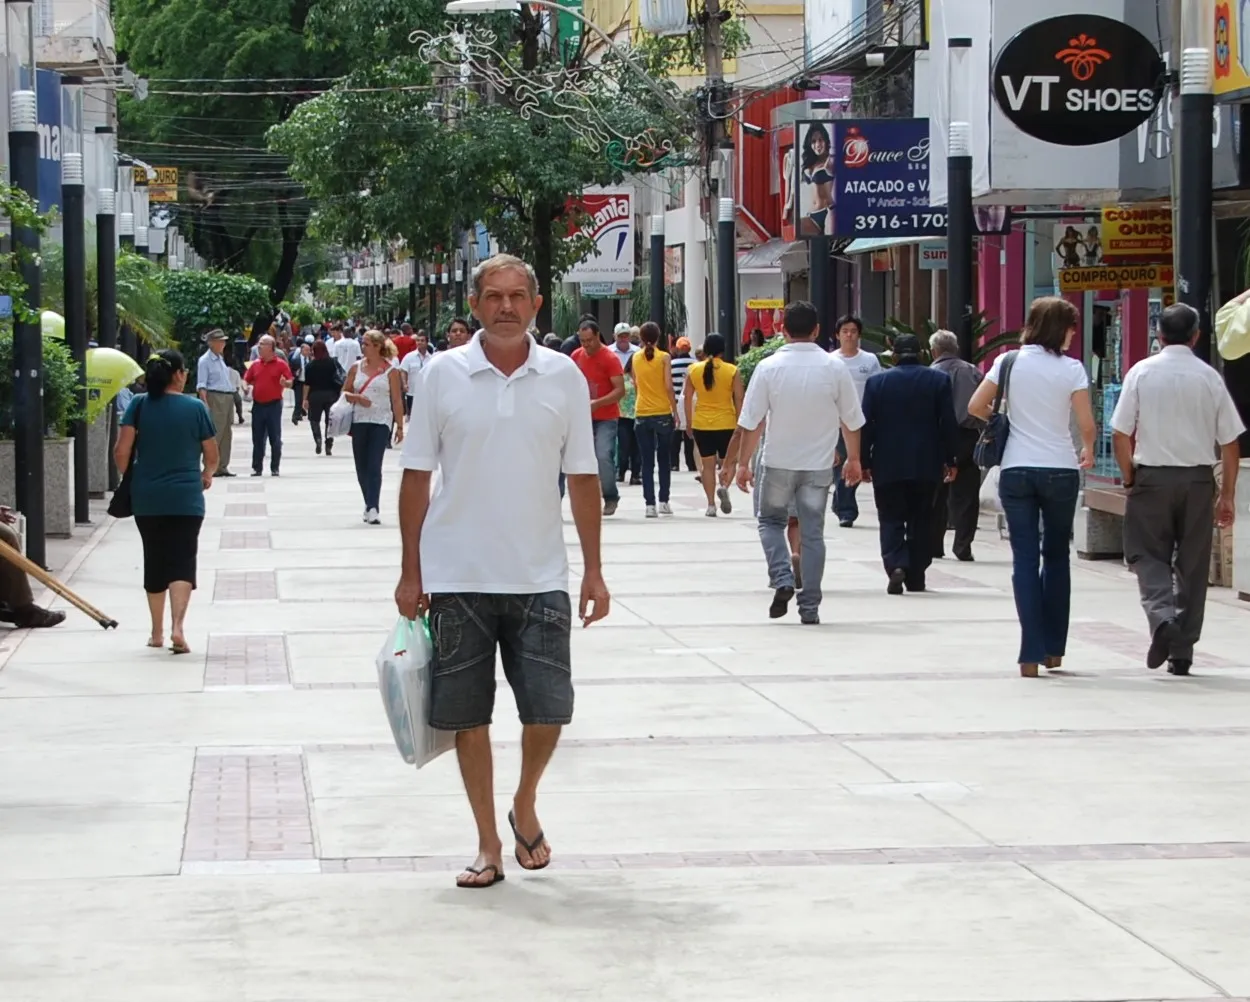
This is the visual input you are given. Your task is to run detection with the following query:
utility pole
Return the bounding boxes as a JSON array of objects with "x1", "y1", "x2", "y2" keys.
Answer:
[
  {"x1": 703, "y1": 0, "x2": 736, "y2": 358},
  {"x1": 61, "y1": 77, "x2": 90, "y2": 526},
  {"x1": 946, "y1": 38, "x2": 975, "y2": 360},
  {"x1": 96, "y1": 127, "x2": 119, "y2": 491},
  {"x1": 1176, "y1": 0, "x2": 1213, "y2": 362}
]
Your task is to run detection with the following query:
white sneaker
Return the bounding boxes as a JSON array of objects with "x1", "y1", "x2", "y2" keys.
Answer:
[
  {"x1": 717, "y1": 485, "x2": 733, "y2": 514},
  {"x1": 645, "y1": 505, "x2": 658, "y2": 518},
  {"x1": 365, "y1": 508, "x2": 381, "y2": 525},
  {"x1": 658, "y1": 502, "x2": 673, "y2": 515},
  {"x1": 362, "y1": 508, "x2": 370, "y2": 523},
  {"x1": 705, "y1": 504, "x2": 717, "y2": 517}
]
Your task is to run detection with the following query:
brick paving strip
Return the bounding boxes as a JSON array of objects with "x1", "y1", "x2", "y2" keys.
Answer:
[
  {"x1": 1071, "y1": 621, "x2": 1238, "y2": 667},
  {"x1": 219, "y1": 529, "x2": 272, "y2": 550},
  {"x1": 212, "y1": 571, "x2": 278, "y2": 602},
  {"x1": 225, "y1": 482, "x2": 265, "y2": 494},
  {"x1": 318, "y1": 841, "x2": 1250, "y2": 874},
  {"x1": 222, "y1": 502, "x2": 269, "y2": 518},
  {"x1": 204, "y1": 633, "x2": 291, "y2": 688},
  {"x1": 181, "y1": 751, "x2": 316, "y2": 874}
]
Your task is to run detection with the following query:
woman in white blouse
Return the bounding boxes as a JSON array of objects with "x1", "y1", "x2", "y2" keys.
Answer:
[{"x1": 968, "y1": 297, "x2": 1096, "y2": 678}]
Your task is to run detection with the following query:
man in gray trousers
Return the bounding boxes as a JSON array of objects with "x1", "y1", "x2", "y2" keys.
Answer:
[{"x1": 1111, "y1": 303, "x2": 1244, "y2": 675}]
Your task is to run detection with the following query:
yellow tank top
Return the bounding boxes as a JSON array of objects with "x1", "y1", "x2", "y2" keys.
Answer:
[
  {"x1": 633, "y1": 349, "x2": 671, "y2": 417},
  {"x1": 689, "y1": 359, "x2": 738, "y2": 430}
]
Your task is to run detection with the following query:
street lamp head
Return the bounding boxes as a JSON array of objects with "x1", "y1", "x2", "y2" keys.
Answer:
[
  {"x1": 5, "y1": 0, "x2": 36, "y2": 132},
  {"x1": 61, "y1": 76, "x2": 84, "y2": 184},
  {"x1": 444, "y1": 0, "x2": 519, "y2": 12}
]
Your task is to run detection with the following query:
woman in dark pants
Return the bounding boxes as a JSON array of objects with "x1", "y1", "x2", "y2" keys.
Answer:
[
  {"x1": 114, "y1": 349, "x2": 218, "y2": 655},
  {"x1": 302, "y1": 339, "x2": 343, "y2": 455},
  {"x1": 341, "y1": 329, "x2": 406, "y2": 524}
]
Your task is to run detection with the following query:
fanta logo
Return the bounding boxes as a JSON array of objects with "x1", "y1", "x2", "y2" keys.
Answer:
[{"x1": 1054, "y1": 33, "x2": 1112, "y2": 81}]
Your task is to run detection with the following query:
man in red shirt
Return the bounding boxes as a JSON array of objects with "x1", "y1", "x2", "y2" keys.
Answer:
[
  {"x1": 392, "y1": 322, "x2": 417, "y2": 360},
  {"x1": 243, "y1": 335, "x2": 294, "y2": 476},
  {"x1": 571, "y1": 319, "x2": 625, "y2": 515}
]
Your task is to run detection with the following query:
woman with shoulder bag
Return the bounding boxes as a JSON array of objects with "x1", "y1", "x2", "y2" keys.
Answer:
[
  {"x1": 968, "y1": 297, "x2": 1097, "y2": 678},
  {"x1": 341, "y1": 329, "x2": 406, "y2": 525},
  {"x1": 302, "y1": 339, "x2": 343, "y2": 456},
  {"x1": 113, "y1": 350, "x2": 218, "y2": 654}
]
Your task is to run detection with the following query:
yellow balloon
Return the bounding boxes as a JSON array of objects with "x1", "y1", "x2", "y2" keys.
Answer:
[
  {"x1": 85, "y1": 347, "x2": 143, "y2": 423},
  {"x1": 41, "y1": 310, "x2": 65, "y2": 339}
]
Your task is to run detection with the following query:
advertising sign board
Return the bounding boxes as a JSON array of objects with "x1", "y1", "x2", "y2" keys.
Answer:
[
  {"x1": 919, "y1": 241, "x2": 948, "y2": 269},
  {"x1": 1213, "y1": 1, "x2": 1250, "y2": 98},
  {"x1": 1100, "y1": 205, "x2": 1172, "y2": 263},
  {"x1": 828, "y1": 118, "x2": 945, "y2": 239},
  {"x1": 1057, "y1": 263, "x2": 1173, "y2": 292},
  {"x1": 36, "y1": 70, "x2": 61, "y2": 215},
  {"x1": 563, "y1": 190, "x2": 634, "y2": 284}
]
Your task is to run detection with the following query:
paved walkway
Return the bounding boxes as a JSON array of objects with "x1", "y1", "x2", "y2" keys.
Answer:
[{"x1": 2, "y1": 410, "x2": 1250, "y2": 1001}]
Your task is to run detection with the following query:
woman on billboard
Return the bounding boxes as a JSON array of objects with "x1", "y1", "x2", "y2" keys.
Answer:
[{"x1": 798, "y1": 122, "x2": 834, "y2": 236}]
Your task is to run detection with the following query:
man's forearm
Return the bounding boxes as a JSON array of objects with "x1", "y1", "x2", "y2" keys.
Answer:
[
  {"x1": 1221, "y1": 441, "x2": 1241, "y2": 500},
  {"x1": 841, "y1": 426, "x2": 862, "y2": 463},
  {"x1": 397, "y1": 470, "x2": 432, "y2": 574},
  {"x1": 1112, "y1": 431, "x2": 1134, "y2": 483},
  {"x1": 566, "y1": 473, "x2": 603, "y2": 574},
  {"x1": 197, "y1": 388, "x2": 208, "y2": 404},
  {"x1": 735, "y1": 425, "x2": 763, "y2": 470}
]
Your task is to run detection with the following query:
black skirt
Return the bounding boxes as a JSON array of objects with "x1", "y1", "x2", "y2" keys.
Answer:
[{"x1": 135, "y1": 515, "x2": 204, "y2": 593}]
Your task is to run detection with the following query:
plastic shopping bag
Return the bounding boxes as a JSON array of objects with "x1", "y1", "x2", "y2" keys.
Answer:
[
  {"x1": 327, "y1": 396, "x2": 354, "y2": 439},
  {"x1": 375, "y1": 617, "x2": 454, "y2": 769},
  {"x1": 978, "y1": 466, "x2": 1002, "y2": 514}
]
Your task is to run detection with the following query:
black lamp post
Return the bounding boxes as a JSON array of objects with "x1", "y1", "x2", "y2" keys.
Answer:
[
  {"x1": 95, "y1": 126, "x2": 119, "y2": 490},
  {"x1": 946, "y1": 37, "x2": 975, "y2": 360},
  {"x1": 1177, "y1": 44, "x2": 1214, "y2": 361},
  {"x1": 61, "y1": 75, "x2": 90, "y2": 526}
]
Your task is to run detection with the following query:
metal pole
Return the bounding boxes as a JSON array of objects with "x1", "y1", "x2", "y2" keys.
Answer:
[
  {"x1": 716, "y1": 196, "x2": 737, "y2": 359},
  {"x1": 429, "y1": 281, "x2": 438, "y2": 333},
  {"x1": 1178, "y1": 45, "x2": 1214, "y2": 361},
  {"x1": 946, "y1": 37, "x2": 975, "y2": 360},
  {"x1": 64, "y1": 152, "x2": 89, "y2": 525},
  {"x1": 96, "y1": 127, "x2": 118, "y2": 490},
  {"x1": 10, "y1": 92, "x2": 44, "y2": 565},
  {"x1": 649, "y1": 215, "x2": 665, "y2": 329},
  {"x1": 408, "y1": 280, "x2": 417, "y2": 325},
  {"x1": 810, "y1": 236, "x2": 832, "y2": 349}
]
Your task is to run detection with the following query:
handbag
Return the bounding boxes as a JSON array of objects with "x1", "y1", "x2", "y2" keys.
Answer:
[
  {"x1": 973, "y1": 351, "x2": 1017, "y2": 470},
  {"x1": 107, "y1": 398, "x2": 143, "y2": 519}
]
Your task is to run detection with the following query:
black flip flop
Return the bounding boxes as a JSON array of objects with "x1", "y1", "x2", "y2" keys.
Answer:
[
  {"x1": 457, "y1": 864, "x2": 504, "y2": 889},
  {"x1": 508, "y1": 810, "x2": 550, "y2": 871}
]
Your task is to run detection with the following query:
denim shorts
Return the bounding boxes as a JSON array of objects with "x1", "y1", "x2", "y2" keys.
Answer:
[{"x1": 427, "y1": 591, "x2": 574, "y2": 730}]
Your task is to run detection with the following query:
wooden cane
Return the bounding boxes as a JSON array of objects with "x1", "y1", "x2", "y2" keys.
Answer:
[{"x1": 0, "y1": 538, "x2": 118, "y2": 629}]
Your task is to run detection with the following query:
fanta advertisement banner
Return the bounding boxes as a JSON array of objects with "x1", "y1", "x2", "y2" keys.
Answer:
[
  {"x1": 563, "y1": 190, "x2": 634, "y2": 284},
  {"x1": 1214, "y1": 1, "x2": 1250, "y2": 98},
  {"x1": 830, "y1": 118, "x2": 945, "y2": 240},
  {"x1": 85, "y1": 347, "x2": 143, "y2": 423}
]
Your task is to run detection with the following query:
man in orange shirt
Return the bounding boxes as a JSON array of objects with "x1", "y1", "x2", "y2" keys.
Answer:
[
  {"x1": 243, "y1": 335, "x2": 294, "y2": 476},
  {"x1": 571, "y1": 319, "x2": 625, "y2": 515}
]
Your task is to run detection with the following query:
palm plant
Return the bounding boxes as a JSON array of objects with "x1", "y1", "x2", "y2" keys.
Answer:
[
  {"x1": 861, "y1": 311, "x2": 1019, "y2": 365},
  {"x1": 41, "y1": 241, "x2": 172, "y2": 347}
]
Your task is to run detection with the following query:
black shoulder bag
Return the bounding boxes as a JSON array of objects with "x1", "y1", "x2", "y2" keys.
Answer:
[
  {"x1": 973, "y1": 351, "x2": 1016, "y2": 470},
  {"x1": 107, "y1": 398, "x2": 143, "y2": 519}
]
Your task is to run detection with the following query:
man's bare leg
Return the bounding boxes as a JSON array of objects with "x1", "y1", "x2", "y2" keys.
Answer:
[
  {"x1": 512, "y1": 723, "x2": 561, "y2": 868},
  {"x1": 455, "y1": 725, "x2": 504, "y2": 886},
  {"x1": 145, "y1": 590, "x2": 166, "y2": 647}
]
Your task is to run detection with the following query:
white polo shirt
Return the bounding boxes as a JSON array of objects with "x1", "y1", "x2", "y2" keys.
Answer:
[
  {"x1": 399, "y1": 331, "x2": 598, "y2": 594},
  {"x1": 1110, "y1": 344, "x2": 1245, "y2": 466},
  {"x1": 833, "y1": 347, "x2": 882, "y2": 400},
  {"x1": 739, "y1": 341, "x2": 865, "y2": 471},
  {"x1": 332, "y1": 336, "x2": 362, "y2": 371}
]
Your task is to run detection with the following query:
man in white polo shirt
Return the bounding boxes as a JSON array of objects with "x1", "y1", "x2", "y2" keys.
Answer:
[
  {"x1": 395, "y1": 253, "x2": 610, "y2": 889},
  {"x1": 731, "y1": 300, "x2": 865, "y2": 625},
  {"x1": 1111, "y1": 302, "x2": 1244, "y2": 676}
]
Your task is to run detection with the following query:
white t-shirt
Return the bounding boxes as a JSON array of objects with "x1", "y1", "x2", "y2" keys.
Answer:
[
  {"x1": 331, "y1": 336, "x2": 362, "y2": 371},
  {"x1": 400, "y1": 332, "x2": 598, "y2": 594},
  {"x1": 833, "y1": 348, "x2": 882, "y2": 400},
  {"x1": 739, "y1": 342, "x2": 865, "y2": 471},
  {"x1": 399, "y1": 349, "x2": 427, "y2": 389},
  {"x1": 988, "y1": 345, "x2": 1089, "y2": 470},
  {"x1": 612, "y1": 342, "x2": 639, "y2": 373}
]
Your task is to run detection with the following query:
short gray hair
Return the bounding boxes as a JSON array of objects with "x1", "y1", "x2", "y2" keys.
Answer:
[
  {"x1": 472, "y1": 253, "x2": 538, "y2": 299},
  {"x1": 929, "y1": 330, "x2": 959, "y2": 358}
]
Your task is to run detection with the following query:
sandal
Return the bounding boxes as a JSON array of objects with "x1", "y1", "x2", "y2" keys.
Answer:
[
  {"x1": 456, "y1": 864, "x2": 505, "y2": 889},
  {"x1": 170, "y1": 640, "x2": 191, "y2": 655},
  {"x1": 508, "y1": 809, "x2": 550, "y2": 871},
  {"x1": 146, "y1": 638, "x2": 164, "y2": 648}
]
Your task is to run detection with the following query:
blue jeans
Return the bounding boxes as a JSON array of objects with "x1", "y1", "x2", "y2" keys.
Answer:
[
  {"x1": 592, "y1": 419, "x2": 619, "y2": 503},
  {"x1": 757, "y1": 466, "x2": 833, "y2": 614},
  {"x1": 351, "y1": 422, "x2": 391, "y2": 511},
  {"x1": 832, "y1": 434, "x2": 858, "y2": 522},
  {"x1": 998, "y1": 467, "x2": 1080, "y2": 665},
  {"x1": 634, "y1": 415, "x2": 674, "y2": 505},
  {"x1": 250, "y1": 400, "x2": 283, "y2": 473}
]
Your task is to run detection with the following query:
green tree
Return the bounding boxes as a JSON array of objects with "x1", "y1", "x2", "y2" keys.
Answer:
[
  {"x1": 159, "y1": 270, "x2": 273, "y2": 378},
  {"x1": 114, "y1": 0, "x2": 340, "y2": 303}
]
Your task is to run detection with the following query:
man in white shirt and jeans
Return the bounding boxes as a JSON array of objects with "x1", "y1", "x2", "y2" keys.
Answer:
[
  {"x1": 731, "y1": 300, "x2": 865, "y2": 624},
  {"x1": 395, "y1": 253, "x2": 610, "y2": 889},
  {"x1": 1111, "y1": 303, "x2": 1244, "y2": 676},
  {"x1": 830, "y1": 314, "x2": 881, "y2": 526}
]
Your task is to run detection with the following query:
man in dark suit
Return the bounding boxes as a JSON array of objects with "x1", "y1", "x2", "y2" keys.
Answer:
[{"x1": 861, "y1": 334, "x2": 958, "y2": 595}]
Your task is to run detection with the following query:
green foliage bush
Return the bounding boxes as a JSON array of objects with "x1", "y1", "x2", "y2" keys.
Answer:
[
  {"x1": 159, "y1": 270, "x2": 273, "y2": 378},
  {"x1": 0, "y1": 330, "x2": 82, "y2": 439}
]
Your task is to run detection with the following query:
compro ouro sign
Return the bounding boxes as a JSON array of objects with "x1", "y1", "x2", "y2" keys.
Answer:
[
  {"x1": 563, "y1": 190, "x2": 634, "y2": 284},
  {"x1": 992, "y1": 14, "x2": 1166, "y2": 146}
]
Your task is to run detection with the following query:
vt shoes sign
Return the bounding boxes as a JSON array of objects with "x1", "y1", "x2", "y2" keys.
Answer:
[{"x1": 993, "y1": 15, "x2": 1166, "y2": 146}]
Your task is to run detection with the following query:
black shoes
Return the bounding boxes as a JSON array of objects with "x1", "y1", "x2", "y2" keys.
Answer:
[
  {"x1": 769, "y1": 586, "x2": 794, "y2": 619},
  {"x1": 954, "y1": 549, "x2": 974, "y2": 562},
  {"x1": 839, "y1": 520, "x2": 854, "y2": 529},
  {"x1": 887, "y1": 568, "x2": 906, "y2": 595},
  {"x1": 315, "y1": 442, "x2": 322, "y2": 455},
  {"x1": 10, "y1": 604, "x2": 66, "y2": 629},
  {"x1": 1167, "y1": 659, "x2": 1192, "y2": 676},
  {"x1": 1147, "y1": 620, "x2": 1179, "y2": 670},
  {"x1": 251, "y1": 469, "x2": 262, "y2": 477}
]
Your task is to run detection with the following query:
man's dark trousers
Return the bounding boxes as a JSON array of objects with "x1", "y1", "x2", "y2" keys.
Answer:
[
  {"x1": 932, "y1": 427, "x2": 981, "y2": 558},
  {"x1": 875, "y1": 478, "x2": 938, "y2": 587},
  {"x1": 251, "y1": 400, "x2": 283, "y2": 473}
]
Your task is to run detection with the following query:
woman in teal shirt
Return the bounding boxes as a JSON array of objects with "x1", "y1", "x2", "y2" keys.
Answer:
[{"x1": 114, "y1": 350, "x2": 218, "y2": 654}]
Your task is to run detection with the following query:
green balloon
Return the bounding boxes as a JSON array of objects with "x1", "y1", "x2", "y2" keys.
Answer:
[
  {"x1": 41, "y1": 310, "x2": 65, "y2": 339},
  {"x1": 85, "y1": 347, "x2": 143, "y2": 423}
]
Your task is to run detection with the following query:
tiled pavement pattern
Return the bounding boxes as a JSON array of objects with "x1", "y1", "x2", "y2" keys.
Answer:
[{"x1": 2, "y1": 409, "x2": 1250, "y2": 1001}]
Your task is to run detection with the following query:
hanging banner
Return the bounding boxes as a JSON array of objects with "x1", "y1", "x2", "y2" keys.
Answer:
[
  {"x1": 1100, "y1": 205, "x2": 1173, "y2": 264},
  {"x1": 830, "y1": 118, "x2": 946, "y2": 239},
  {"x1": 1214, "y1": 1, "x2": 1250, "y2": 99},
  {"x1": 563, "y1": 189, "x2": 634, "y2": 284},
  {"x1": 1057, "y1": 263, "x2": 1173, "y2": 292},
  {"x1": 36, "y1": 69, "x2": 62, "y2": 215}
]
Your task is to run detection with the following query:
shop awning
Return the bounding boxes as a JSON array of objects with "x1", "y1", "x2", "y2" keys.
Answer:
[
  {"x1": 843, "y1": 236, "x2": 929, "y2": 255},
  {"x1": 737, "y1": 238, "x2": 805, "y2": 274}
]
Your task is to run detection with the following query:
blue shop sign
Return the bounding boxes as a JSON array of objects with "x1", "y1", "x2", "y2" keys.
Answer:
[
  {"x1": 36, "y1": 69, "x2": 62, "y2": 215},
  {"x1": 832, "y1": 118, "x2": 944, "y2": 240}
]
